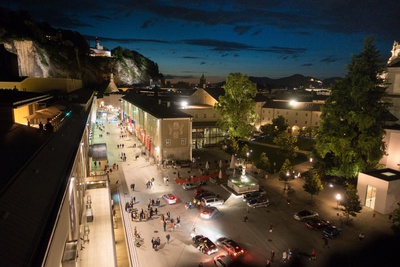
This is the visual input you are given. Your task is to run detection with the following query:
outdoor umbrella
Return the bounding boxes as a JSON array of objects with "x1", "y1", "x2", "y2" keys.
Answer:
[
  {"x1": 218, "y1": 169, "x2": 222, "y2": 179},
  {"x1": 219, "y1": 160, "x2": 223, "y2": 169},
  {"x1": 205, "y1": 161, "x2": 209, "y2": 170},
  {"x1": 229, "y1": 154, "x2": 235, "y2": 169}
]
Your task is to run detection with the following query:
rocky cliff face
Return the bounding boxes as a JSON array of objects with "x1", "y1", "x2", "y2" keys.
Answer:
[{"x1": 0, "y1": 9, "x2": 163, "y2": 88}]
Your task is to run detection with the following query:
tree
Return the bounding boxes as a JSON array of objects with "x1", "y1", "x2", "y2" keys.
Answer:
[
  {"x1": 273, "y1": 131, "x2": 298, "y2": 159},
  {"x1": 214, "y1": 73, "x2": 257, "y2": 139},
  {"x1": 390, "y1": 202, "x2": 400, "y2": 233},
  {"x1": 341, "y1": 184, "x2": 362, "y2": 224},
  {"x1": 260, "y1": 115, "x2": 289, "y2": 142},
  {"x1": 315, "y1": 36, "x2": 390, "y2": 180},
  {"x1": 279, "y1": 159, "x2": 294, "y2": 190},
  {"x1": 256, "y1": 152, "x2": 271, "y2": 174},
  {"x1": 225, "y1": 139, "x2": 239, "y2": 155},
  {"x1": 240, "y1": 144, "x2": 250, "y2": 160},
  {"x1": 303, "y1": 168, "x2": 323, "y2": 204}
]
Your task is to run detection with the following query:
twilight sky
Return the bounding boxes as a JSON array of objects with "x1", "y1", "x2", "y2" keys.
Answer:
[{"x1": 2, "y1": 0, "x2": 400, "y2": 83}]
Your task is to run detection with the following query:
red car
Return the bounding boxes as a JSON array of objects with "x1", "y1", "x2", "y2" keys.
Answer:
[{"x1": 305, "y1": 217, "x2": 330, "y2": 230}]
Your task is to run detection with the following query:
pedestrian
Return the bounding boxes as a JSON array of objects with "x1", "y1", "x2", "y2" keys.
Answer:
[
  {"x1": 151, "y1": 237, "x2": 155, "y2": 249},
  {"x1": 163, "y1": 220, "x2": 167, "y2": 232},
  {"x1": 166, "y1": 234, "x2": 171, "y2": 244},
  {"x1": 309, "y1": 248, "x2": 317, "y2": 261},
  {"x1": 323, "y1": 237, "x2": 330, "y2": 248},
  {"x1": 358, "y1": 233, "x2": 364, "y2": 241},
  {"x1": 270, "y1": 249, "x2": 275, "y2": 262},
  {"x1": 269, "y1": 224, "x2": 273, "y2": 232},
  {"x1": 190, "y1": 228, "x2": 196, "y2": 238},
  {"x1": 198, "y1": 263, "x2": 203, "y2": 267},
  {"x1": 282, "y1": 251, "x2": 287, "y2": 263},
  {"x1": 265, "y1": 259, "x2": 271, "y2": 267},
  {"x1": 155, "y1": 207, "x2": 158, "y2": 215}
]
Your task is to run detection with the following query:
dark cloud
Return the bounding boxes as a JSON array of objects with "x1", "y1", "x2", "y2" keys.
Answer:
[
  {"x1": 301, "y1": 63, "x2": 313, "y2": 67},
  {"x1": 320, "y1": 56, "x2": 340, "y2": 63},
  {"x1": 82, "y1": 35, "x2": 171, "y2": 44},
  {"x1": 163, "y1": 74, "x2": 194, "y2": 79},
  {"x1": 233, "y1": 25, "x2": 252, "y2": 35},
  {"x1": 182, "y1": 39, "x2": 255, "y2": 51}
]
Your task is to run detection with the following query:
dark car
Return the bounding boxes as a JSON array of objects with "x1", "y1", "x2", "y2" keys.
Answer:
[
  {"x1": 305, "y1": 217, "x2": 330, "y2": 230},
  {"x1": 242, "y1": 191, "x2": 262, "y2": 201},
  {"x1": 193, "y1": 235, "x2": 218, "y2": 255},
  {"x1": 194, "y1": 188, "x2": 208, "y2": 196},
  {"x1": 216, "y1": 237, "x2": 245, "y2": 257},
  {"x1": 294, "y1": 210, "x2": 319, "y2": 221},
  {"x1": 323, "y1": 226, "x2": 342, "y2": 239},
  {"x1": 214, "y1": 254, "x2": 233, "y2": 267}
]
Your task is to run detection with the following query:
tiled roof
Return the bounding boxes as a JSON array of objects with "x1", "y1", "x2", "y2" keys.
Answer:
[{"x1": 122, "y1": 93, "x2": 192, "y2": 119}]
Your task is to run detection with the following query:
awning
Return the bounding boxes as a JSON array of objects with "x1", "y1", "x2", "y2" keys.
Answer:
[{"x1": 89, "y1": 143, "x2": 108, "y2": 161}]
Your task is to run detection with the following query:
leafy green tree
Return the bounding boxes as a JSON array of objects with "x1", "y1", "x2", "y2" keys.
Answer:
[
  {"x1": 279, "y1": 159, "x2": 294, "y2": 190},
  {"x1": 273, "y1": 131, "x2": 299, "y2": 159},
  {"x1": 390, "y1": 202, "x2": 400, "y2": 227},
  {"x1": 256, "y1": 152, "x2": 271, "y2": 174},
  {"x1": 303, "y1": 169, "x2": 323, "y2": 204},
  {"x1": 341, "y1": 184, "x2": 362, "y2": 224},
  {"x1": 240, "y1": 144, "x2": 250, "y2": 160},
  {"x1": 214, "y1": 73, "x2": 257, "y2": 139},
  {"x1": 315, "y1": 36, "x2": 390, "y2": 180},
  {"x1": 260, "y1": 115, "x2": 289, "y2": 142}
]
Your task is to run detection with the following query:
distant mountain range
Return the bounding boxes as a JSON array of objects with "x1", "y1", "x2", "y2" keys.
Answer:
[{"x1": 249, "y1": 74, "x2": 341, "y2": 89}]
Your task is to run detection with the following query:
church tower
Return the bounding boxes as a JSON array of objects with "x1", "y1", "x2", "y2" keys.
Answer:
[{"x1": 199, "y1": 73, "x2": 206, "y2": 88}]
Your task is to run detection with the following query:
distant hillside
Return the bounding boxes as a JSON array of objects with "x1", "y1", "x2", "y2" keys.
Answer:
[
  {"x1": 0, "y1": 8, "x2": 163, "y2": 88},
  {"x1": 249, "y1": 74, "x2": 341, "y2": 89}
]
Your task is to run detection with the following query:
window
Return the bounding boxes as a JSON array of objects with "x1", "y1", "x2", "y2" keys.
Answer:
[
  {"x1": 306, "y1": 113, "x2": 308, "y2": 117},
  {"x1": 277, "y1": 111, "x2": 280, "y2": 114},
  {"x1": 295, "y1": 112, "x2": 298, "y2": 116},
  {"x1": 295, "y1": 120, "x2": 297, "y2": 123},
  {"x1": 305, "y1": 121, "x2": 308, "y2": 125},
  {"x1": 195, "y1": 114, "x2": 198, "y2": 118},
  {"x1": 286, "y1": 111, "x2": 289, "y2": 115},
  {"x1": 181, "y1": 138, "x2": 186, "y2": 145},
  {"x1": 203, "y1": 114, "x2": 207, "y2": 118},
  {"x1": 166, "y1": 139, "x2": 171, "y2": 146}
]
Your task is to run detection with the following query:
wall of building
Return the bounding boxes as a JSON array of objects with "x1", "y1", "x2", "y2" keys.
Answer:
[
  {"x1": 380, "y1": 129, "x2": 400, "y2": 169},
  {"x1": 385, "y1": 66, "x2": 400, "y2": 123},
  {"x1": 357, "y1": 173, "x2": 389, "y2": 214},
  {"x1": 0, "y1": 78, "x2": 82, "y2": 93}
]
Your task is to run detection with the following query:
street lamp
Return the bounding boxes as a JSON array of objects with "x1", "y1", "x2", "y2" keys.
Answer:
[{"x1": 336, "y1": 193, "x2": 341, "y2": 209}]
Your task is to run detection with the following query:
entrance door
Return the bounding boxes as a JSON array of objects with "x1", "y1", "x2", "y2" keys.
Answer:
[{"x1": 365, "y1": 185, "x2": 376, "y2": 209}]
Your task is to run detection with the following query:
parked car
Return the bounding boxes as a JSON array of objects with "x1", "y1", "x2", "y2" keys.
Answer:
[
  {"x1": 242, "y1": 191, "x2": 263, "y2": 201},
  {"x1": 194, "y1": 188, "x2": 208, "y2": 196},
  {"x1": 162, "y1": 194, "x2": 178, "y2": 204},
  {"x1": 201, "y1": 196, "x2": 224, "y2": 207},
  {"x1": 216, "y1": 237, "x2": 245, "y2": 257},
  {"x1": 247, "y1": 197, "x2": 269, "y2": 208},
  {"x1": 200, "y1": 206, "x2": 219, "y2": 219},
  {"x1": 323, "y1": 225, "x2": 342, "y2": 239},
  {"x1": 214, "y1": 254, "x2": 233, "y2": 267},
  {"x1": 193, "y1": 235, "x2": 218, "y2": 255},
  {"x1": 193, "y1": 191, "x2": 216, "y2": 205},
  {"x1": 305, "y1": 217, "x2": 330, "y2": 230},
  {"x1": 182, "y1": 182, "x2": 199, "y2": 190},
  {"x1": 294, "y1": 210, "x2": 319, "y2": 221}
]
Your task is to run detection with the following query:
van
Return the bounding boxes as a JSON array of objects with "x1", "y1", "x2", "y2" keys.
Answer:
[{"x1": 201, "y1": 196, "x2": 224, "y2": 207}]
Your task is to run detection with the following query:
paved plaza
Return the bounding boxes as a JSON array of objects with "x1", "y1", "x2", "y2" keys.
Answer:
[{"x1": 88, "y1": 117, "x2": 398, "y2": 267}]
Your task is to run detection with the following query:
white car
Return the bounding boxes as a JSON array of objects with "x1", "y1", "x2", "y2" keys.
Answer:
[
  {"x1": 182, "y1": 182, "x2": 199, "y2": 190},
  {"x1": 162, "y1": 194, "x2": 178, "y2": 204},
  {"x1": 200, "y1": 206, "x2": 219, "y2": 219}
]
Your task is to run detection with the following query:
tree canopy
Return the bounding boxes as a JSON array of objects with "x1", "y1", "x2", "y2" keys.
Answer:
[
  {"x1": 303, "y1": 168, "x2": 323, "y2": 204},
  {"x1": 214, "y1": 73, "x2": 257, "y2": 139},
  {"x1": 341, "y1": 184, "x2": 362, "y2": 224},
  {"x1": 314, "y1": 36, "x2": 390, "y2": 180}
]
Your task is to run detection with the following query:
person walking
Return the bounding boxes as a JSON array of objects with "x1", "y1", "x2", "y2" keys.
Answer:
[
  {"x1": 269, "y1": 224, "x2": 274, "y2": 232},
  {"x1": 166, "y1": 234, "x2": 171, "y2": 244},
  {"x1": 309, "y1": 248, "x2": 317, "y2": 261},
  {"x1": 270, "y1": 249, "x2": 275, "y2": 262},
  {"x1": 163, "y1": 220, "x2": 167, "y2": 232},
  {"x1": 323, "y1": 237, "x2": 330, "y2": 248},
  {"x1": 358, "y1": 233, "x2": 364, "y2": 241}
]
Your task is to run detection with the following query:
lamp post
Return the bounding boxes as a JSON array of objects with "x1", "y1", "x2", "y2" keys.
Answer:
[{"x1": 336, "y1": 193, "x2": 341, "y2": 209}]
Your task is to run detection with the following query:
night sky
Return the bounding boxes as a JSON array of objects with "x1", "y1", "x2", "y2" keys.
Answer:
[{"x1": 1, "y1": 0, "x2": 399, "y2": 83}]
